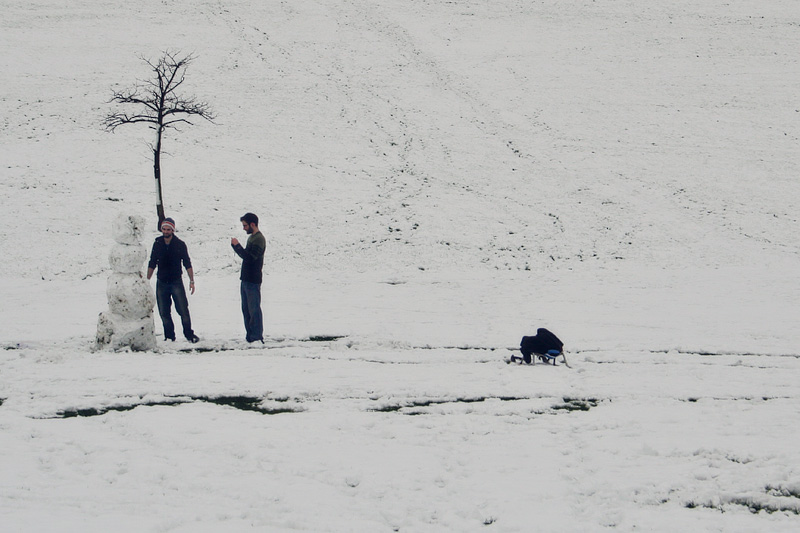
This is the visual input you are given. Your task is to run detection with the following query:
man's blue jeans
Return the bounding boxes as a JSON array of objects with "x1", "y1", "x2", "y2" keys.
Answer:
[
  {"x1": 156, "y1": 279, "x2": 194, "y2": 340},
  {"x1": 240, "y1": 281, "x2": 263, "y2": 342}
]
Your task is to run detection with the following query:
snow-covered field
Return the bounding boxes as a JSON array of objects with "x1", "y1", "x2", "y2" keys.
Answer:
[{"x1": 2, "y1": 0, "x2": 799, "y2": 530}]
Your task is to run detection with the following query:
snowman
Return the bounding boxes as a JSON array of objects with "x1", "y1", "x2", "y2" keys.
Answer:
[{"x1": 96, "y1": 213, "x2": 157, "y2": 351}]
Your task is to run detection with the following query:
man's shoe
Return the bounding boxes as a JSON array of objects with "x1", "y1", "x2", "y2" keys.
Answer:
[
  {"x1": 165, "y1": 336, "x2": 176, "y2": 342},
  {"x1": 188, "y1": 334, "x2": 200, "y2": 344}
]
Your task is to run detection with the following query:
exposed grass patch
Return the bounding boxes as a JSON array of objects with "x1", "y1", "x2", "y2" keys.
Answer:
[
  {"x1": 199, "y1": 395, "x2": 300, "y2": 415},
  {"x1": 307, "y1": 335, "x2": 347, "y2": 342},
  {"x1": 680, "y1": 396, "x2": 787, "y2": 404},
  {"x1": 372, "y1": 397, "x2": 483, "y2": 413},
  {"x1": 179, "y1": 346, "x2": 218, "y2": 353},
  {"x1": 372, "y1": 396, "x2": 528, "y2": 413},
  {"x1": 766, "y1": 484, "x2": 800, "y2": 499},
  {"x1": 56, "y1": 399, "x2": 189, "y2": 418},
  {"x1": 373, "y1": 396, "x2": 604, "y2": 415},
  {"x1": 721, "y1": 496, "x2": 799, "y2": 515},
  {"x1": 552, "y1": 397, "x2": 599, "y2": 412},
  {"x1": 50, "y1": 395, "x2": 302, "y2": 418},
  {"x1": 175, "y1": 335, "x2": 349, "y2": 353},
  {"x1": 370, "y1": 396, "x2": 544, "y2": 416},
  {"x1": 685, "y1": 491, "x2": 800, "y2": 515}
]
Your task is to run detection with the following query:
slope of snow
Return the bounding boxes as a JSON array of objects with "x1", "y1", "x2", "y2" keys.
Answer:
[{"x1": 1, "y1": 0, "x2": 799, "y2": 531}]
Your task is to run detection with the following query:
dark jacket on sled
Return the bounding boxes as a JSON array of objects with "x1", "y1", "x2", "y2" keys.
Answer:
[{"x1": 520, "y1": 328, "x2": 564, "y2": 364}]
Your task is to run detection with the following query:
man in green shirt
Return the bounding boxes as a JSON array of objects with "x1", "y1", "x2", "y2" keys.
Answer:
[{"x1": 231, "y1": 212, "x2": 266, "y2": 343}]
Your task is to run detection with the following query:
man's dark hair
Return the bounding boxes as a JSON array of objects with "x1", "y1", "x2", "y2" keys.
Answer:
[{"x1": 241, "y1": 213, "x2": 258, "y2": 226}]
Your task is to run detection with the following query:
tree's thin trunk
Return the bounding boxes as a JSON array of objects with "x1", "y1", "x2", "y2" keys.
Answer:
[{"x1": 154, "y1": 128, "x2": 165, "y2": 229}]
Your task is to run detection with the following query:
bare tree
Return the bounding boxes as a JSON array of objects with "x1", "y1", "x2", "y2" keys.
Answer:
[{"x1": 104, "y1": 51, "x2": 215, "y2": 227}]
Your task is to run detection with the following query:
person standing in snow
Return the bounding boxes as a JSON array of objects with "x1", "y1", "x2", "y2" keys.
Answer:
[
  {"x1": 147, "y1": 218, "x2": 200, "y2": 343},
  {"x1": 231, "y1": 212, "x2": 266, "y2": 343}
]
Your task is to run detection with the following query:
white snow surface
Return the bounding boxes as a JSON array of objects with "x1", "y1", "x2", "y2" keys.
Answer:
[{"x1": 2, "y1": 0, "x2": 800, "y2": 531}]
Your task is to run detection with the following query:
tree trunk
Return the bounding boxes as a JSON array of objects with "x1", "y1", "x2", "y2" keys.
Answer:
[{"x1": 154, "y1": 128, "x2": 165, "y2": 230}]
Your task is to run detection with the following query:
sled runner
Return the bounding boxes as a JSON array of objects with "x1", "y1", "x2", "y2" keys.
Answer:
[{"x1": 510, "y1": 328, "x2": 569, "y2": 367}]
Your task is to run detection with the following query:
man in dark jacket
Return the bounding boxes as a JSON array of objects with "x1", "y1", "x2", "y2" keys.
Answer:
[
  {"x1": 231, "y1": 212, "x2": 266, "y2": 343},
  {"x1": 147, "y1": 218, "x2": 199, "y2": 343}
]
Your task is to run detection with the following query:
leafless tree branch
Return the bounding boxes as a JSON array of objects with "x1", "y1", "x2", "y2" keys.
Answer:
[{"x1": 102, "y1": 51, "x2": 215, "y2": 226}]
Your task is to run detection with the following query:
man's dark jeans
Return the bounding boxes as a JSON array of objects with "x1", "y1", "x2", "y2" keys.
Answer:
[
  {"x1": 156, "y1": 279, "x2": 194, "y2": 340},
  {"x1": 240, "y1": 281, "x2": 263, "y2": 342}
]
